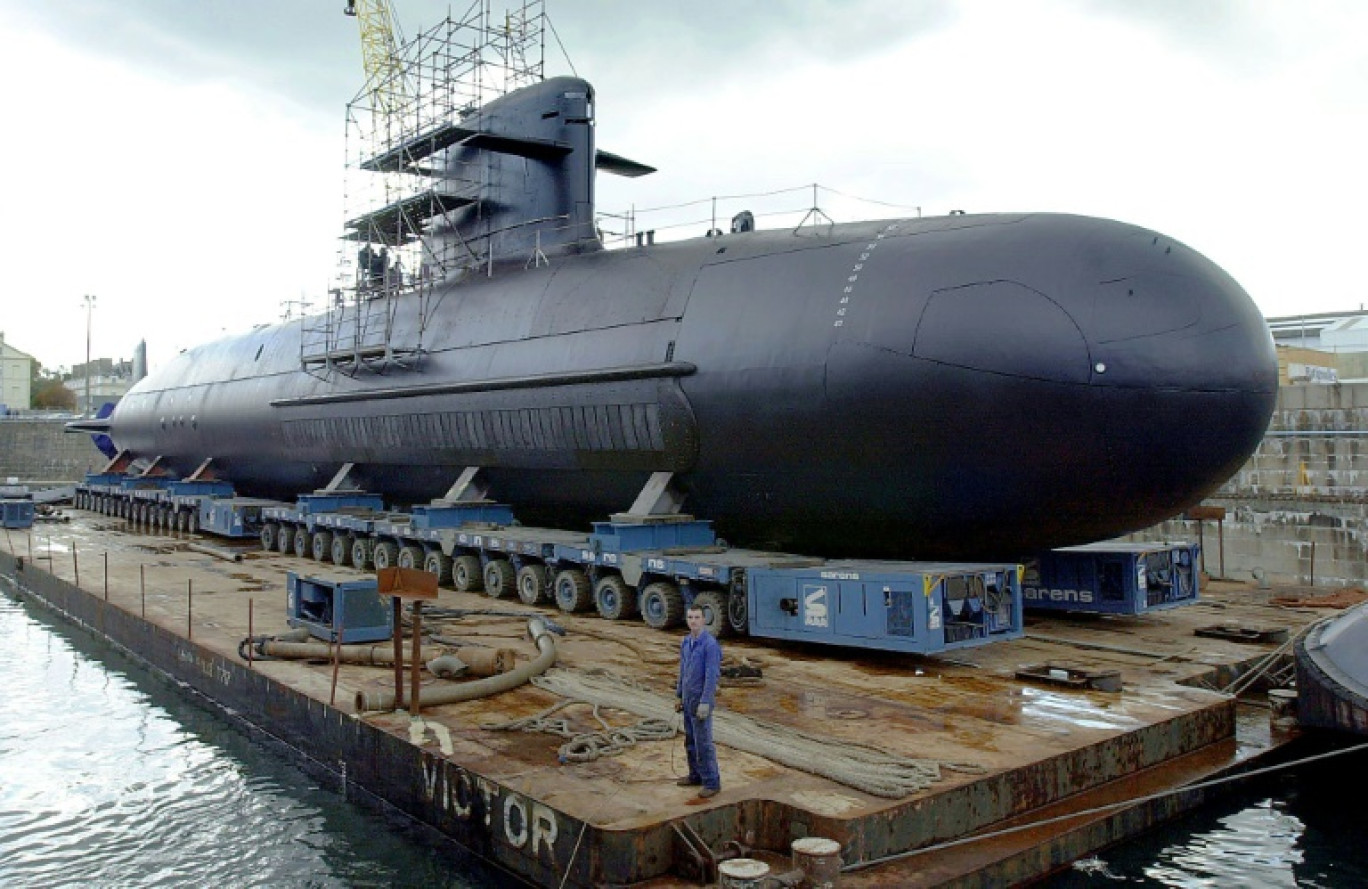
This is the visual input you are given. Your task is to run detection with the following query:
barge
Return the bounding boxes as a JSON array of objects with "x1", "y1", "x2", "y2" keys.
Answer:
[{"x1": 0, "y1": 514, "x2": 1330, "y2": 887}]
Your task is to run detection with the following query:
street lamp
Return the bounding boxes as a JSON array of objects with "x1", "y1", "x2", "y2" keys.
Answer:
[{"x1": 82, "y1": 294, "x2": 96, "y2": 416}]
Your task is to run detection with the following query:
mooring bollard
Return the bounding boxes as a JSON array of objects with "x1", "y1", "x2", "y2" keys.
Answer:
[
  {"x1": 717, "y1": 858, "x2": 770, "y2": 888},
  {"x1": 1269, "y1": 688, "x2": 1298, "y2": 731},
  {"x1": 791, "y1": 836, "x2": 842, "y2": 887}
]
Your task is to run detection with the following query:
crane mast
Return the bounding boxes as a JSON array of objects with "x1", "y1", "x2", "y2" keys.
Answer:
[{"x1": 344, "y1": 0, "x2": 407, "y2": 115}]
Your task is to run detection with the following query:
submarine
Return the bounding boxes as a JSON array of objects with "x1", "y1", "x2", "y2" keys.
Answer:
[{"x1": 76, "y1": 74, "x2": 1278, "y2": 560}]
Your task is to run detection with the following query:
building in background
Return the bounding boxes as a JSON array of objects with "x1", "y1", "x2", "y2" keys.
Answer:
[
  {"x1": 0, "y1": 334, "x2": 35, "y2": 412},
  {"x1": 1268, "y1": 310, "x2": 1368, "y2": 382},
  {"x1": 64, "y1": 357, "x2": 135, "y2": 414}
]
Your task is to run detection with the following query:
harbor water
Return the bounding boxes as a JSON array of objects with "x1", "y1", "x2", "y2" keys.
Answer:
[
  {"x1": 3, "y1": 584, "x2": 1367, "y2": 888},
  {"x1": 0, "y1": 589, "x2": 501, "y2": 889}
]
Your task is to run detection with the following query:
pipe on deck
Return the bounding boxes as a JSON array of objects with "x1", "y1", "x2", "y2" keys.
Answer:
[{"x1": 355, "y1": 617, "x2": 556, "y2": 712}]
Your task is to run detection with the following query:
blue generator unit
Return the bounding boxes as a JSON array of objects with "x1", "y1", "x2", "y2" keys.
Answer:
[
  {"x1": 285, "y1": 573, "x2": 393, "y2": 643},
  {"x1": 1, "y1": 498, "x2": 35, "y2": 529},
  {"x1": 1023, "y1": 541, "x2": 1200, "y2": 615},
  {"x1": 747, "y1": 561, "x2": 1024, "y2": 654}
]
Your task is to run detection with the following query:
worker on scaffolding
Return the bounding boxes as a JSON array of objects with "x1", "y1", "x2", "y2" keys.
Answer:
[{"x1": 358, "y1": 244, "x2": 374, "y2": 289}]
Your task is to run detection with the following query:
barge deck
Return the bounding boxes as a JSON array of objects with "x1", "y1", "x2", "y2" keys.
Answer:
[{"x1": 0, "y1": 515, "x2": 1329, "y2": 887}]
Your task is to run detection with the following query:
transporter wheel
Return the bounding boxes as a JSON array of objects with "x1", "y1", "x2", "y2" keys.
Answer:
[
  {"x1": 639, "y1": 581, "x2": 684, "y2": 630},
  {"x1": 372, "y1": 540, "x2": 399, "y2": 571},
  {"x1": 452, "y1": 555, "x2": 484, "y2": 593},
  {"x1": 516, "y1": 564, "x2": 550, "y2": 605},
  {"x1": 311, "y1": 531, "x2": 333, "y2": 561},
  {"x1": 293, "y1": 528, "x2": 310, "y2": 558},
  {"x1": 554, "y1": 569, "x2": 593, "y2": 613},
  {"x1": 726, "y1": 589, "x2": 749, "y2": 637},
  {"x1": 351, "y1": 537, "x2": 373, "y2": 570},
  {"x1": 260, "y1": 522, "x2": 279, "y2": 552},
  {"x1": 397, "y1": 545, "x2": 424, "y2": 571},
  {"x1": 483, "y1": 559, "x2": 515, "y2": 599},
  {"x1": 423, "y1": 550, "x2": 453, "y2": 584},
  {"x1": 186, "y1": 510, "x2": 198, "y2": 535},
  {"x1": 692, "y1": 590, "x2": 732, "y2": 638},
  {"x1": 594, "y1": 574, "x2": 638, "y2": 621},
  {"x1": 331, "y1": 534, "x2": 352, "y2": 566},
  {"x1": 277, "y1": 525, "x2": 294, "y2": 554}
]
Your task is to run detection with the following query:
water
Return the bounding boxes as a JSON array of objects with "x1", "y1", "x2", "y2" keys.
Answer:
[
  {"x1": 5, "y1": 587, "x2": 1368, "y2": 889},
  {"x1": 0, "y1": 590, "x2": 502, "y2": 889}
]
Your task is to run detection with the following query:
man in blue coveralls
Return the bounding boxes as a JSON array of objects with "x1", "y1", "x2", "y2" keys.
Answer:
[{"x1": 675, "y1": 604, "x2": 722, "y2": 797}]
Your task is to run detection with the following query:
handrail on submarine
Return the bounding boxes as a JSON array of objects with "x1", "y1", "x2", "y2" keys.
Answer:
[{"x1": 270, "y1": 360, "x2": 697, "y2": 407}]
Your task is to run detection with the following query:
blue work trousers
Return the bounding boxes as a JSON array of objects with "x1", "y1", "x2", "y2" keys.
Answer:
[{"x1": 682, "y1": 697, "x2": 720, "y2": 790}]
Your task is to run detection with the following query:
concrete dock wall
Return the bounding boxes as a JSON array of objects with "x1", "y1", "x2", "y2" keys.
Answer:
[
  {"x1": 0, "y1": 418, "x2": 103, "y2": 482},
  {"x1": 1130, "y1": 382, "x2": 1368, "y2": 588}
]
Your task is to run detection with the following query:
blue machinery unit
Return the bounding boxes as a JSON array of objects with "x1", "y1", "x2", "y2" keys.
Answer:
[
  {"x1": 749, "y1": 562, "x2": 1023, "y2": 653},
  {"x1": 1, "y1": 498, "x2": 35, "y2": 529},
  {"x1": 285, "y1": 572, "x2": 393, "y2": 643},
  {"x1": 1022, "y1": 541, "x2": 1201, "y2": 615}
]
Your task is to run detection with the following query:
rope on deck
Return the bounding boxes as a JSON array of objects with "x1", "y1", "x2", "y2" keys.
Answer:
[
  {"x1": 482, "y1": 699, "x2": 677, "y2": 763},
  {"x1": 529, "y1": 667, "x2": 983, "y2": 798}
]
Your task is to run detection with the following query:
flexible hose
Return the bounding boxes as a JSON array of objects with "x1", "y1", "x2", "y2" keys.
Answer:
[{"x1": 355, "y1": 616, "x2": 556, "y2": 712}]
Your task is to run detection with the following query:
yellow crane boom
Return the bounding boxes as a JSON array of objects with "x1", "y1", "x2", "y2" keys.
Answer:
[{"x1": 344, "y1": 0, "x2": 406, "y2": 114}]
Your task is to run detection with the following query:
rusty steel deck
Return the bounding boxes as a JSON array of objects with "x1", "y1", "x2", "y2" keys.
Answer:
[{"x1": 0, "y1": 515, "x2": 1327, "y2": 887}]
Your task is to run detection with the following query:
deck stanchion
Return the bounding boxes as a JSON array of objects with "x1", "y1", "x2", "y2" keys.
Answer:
[
  {"x1": 188, "y1": 579, "x2": 193, "y2": 640},
  {"x1": 393, "y1": 597, "x2": 404, "y2": 710},
  {"x1": 410, "y1": 601, "x2": 422, "y2": 716},
  {"x1": 248, "y1": 598, "x2": 254, "y2": 669},
  {"x1": 330, "y1": 617, "x2": 345, "y2": 707},
  {"x1": 103, "y1": 551, "x2": 109, "y2": 601},
  {"x1": 140, "y1": 564, "x2": 146, "y2": 617},
  {"x1": 72, "y1": 541, "x2": 79, "y2": 588}
]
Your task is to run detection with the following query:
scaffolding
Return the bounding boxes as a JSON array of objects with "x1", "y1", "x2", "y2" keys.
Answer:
[{"x1": 302, "y1": 1, "x2": 546, "y2": 376}]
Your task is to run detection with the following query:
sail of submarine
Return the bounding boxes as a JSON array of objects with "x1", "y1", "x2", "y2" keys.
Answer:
[{"x1": 80, "y1": 75, "x2": 1278, "y2": 560}]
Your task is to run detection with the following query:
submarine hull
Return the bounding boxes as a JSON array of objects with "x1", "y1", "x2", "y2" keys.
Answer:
[{"x1": 105, "y1": 212, "x2": 1277, "y2": 560}]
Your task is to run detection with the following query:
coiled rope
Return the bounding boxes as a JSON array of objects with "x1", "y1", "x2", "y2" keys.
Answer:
[
  {"x1": 531, "y1": 667, "x2": 982, "y2": 798},
  {"x1": 483, "y1": 699, "x2": 677, "y2": 763}
]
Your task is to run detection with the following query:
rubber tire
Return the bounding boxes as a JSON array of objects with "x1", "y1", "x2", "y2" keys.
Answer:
[
  {"x1": 294, "y1": 528, "x2": 310, "y2": 558},
  {"x1": 453, "y1": 555, "x2": 484, "y2": 593},
  {"x1": 423, "y1": 550, "x2": 453, "y2": 584},
  {"x1": 187, "y1": 511, "x2": 198, "y2": 535},
  {"x1": 484, "y1": 559, "x2": 515, "y2": 599},
  {"x1": 372, "y1": 540, "x2": 399, "y2": 571},
  {"x1": 331, "y1": 534, "x2": 352, "y2": 566},
  {"x1": 726, "y1": 588, "x2": 749, "y2": 636},
  {"x1": 692, "y1": 590, "x2": 733, "y2": 638},
  {"x1": 351, "y1": 537, "x2": 373, "y2": 570},
  {"x1": 309, "y1": 530, "x2": 332, "y2": 561},
  {"x1": 260, "y1": 523, "x2": 279, "y2": 552},
  {"x1": 640, "y1": 581, "x2": 684, "y2": 630},
  {"x1": 595, "y1": 574, "x2": 637, "y2": 621},
  {"x1": 397, "y1": 545, "x2": 424, "y2": 570},
  {"x1": 554, "y1": 569, "x2": 593, "y2": 613},
  {"x1": 277, "y1": 526, "x2": 294, "y2": 554},
  {"x1": 517, "y1": 564, "x2": 550, "y2": 605}
]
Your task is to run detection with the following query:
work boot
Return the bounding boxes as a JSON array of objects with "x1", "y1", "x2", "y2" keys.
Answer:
[{"x1": 676, "y1": 777, "x2": 701, "y2": 786}]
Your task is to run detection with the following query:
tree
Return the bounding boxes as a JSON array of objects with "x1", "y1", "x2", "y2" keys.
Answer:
[{"x1": 33, "y1": 376, "x2": 75, "y2": 410}]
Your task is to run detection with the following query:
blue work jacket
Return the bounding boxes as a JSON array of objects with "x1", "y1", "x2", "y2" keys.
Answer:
[{"x1": 677, "y1": 630, "x2": 721, "y2": 706}]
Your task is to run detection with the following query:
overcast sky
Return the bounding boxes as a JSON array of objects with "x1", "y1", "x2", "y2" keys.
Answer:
[{"x1": 1, "y1": 0, "x2": 1362, "y2": 373}]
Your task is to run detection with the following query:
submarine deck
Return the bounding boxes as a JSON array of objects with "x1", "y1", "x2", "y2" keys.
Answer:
[{"x1": 0, "y1": 515, "x2": 1332, "y2": 887}]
